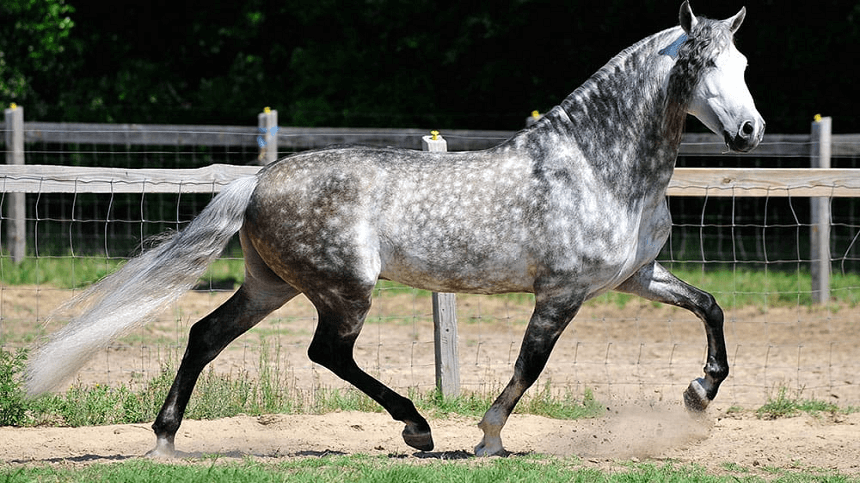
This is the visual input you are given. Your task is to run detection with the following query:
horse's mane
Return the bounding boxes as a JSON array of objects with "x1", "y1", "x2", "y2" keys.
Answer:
[
  {"x1": 574, "y1": 30, "x2": 676, "y2": 104},
  {"x1": 547, "y1": 17, "x2": 736, "y2": 149}
]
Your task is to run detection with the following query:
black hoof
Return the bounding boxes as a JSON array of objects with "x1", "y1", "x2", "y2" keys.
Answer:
[
  {"x1": 402, "y1": 424, "x2": 434, "y2": 451},
  {"x1": 683, "y1": 378, "x2": 710, "y2": 413}
]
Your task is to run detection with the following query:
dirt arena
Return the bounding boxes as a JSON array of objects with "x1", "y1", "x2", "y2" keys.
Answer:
[{"x1": 2, "y1": 285, "x2": 859, "y2": 474}]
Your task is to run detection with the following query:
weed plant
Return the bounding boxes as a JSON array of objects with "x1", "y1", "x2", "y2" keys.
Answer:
[
  {"x1": 0, "y1": 348, "x2": 28, "y2": 426},
  {"x1": 756, "y1": 385, "x2": 856, "y2": 420},
  {"x1": 0, "y1": 346, "x2": 603, "y2": 428}
]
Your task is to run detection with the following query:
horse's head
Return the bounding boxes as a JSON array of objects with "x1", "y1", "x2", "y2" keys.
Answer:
[{"x1": 676, "y1": 1, "x2": 765, "y2": 153}]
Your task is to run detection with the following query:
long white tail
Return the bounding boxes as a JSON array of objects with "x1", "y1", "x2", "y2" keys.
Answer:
[{"x1": 25, "y1": 175, "x2": 259, "y2": 397}]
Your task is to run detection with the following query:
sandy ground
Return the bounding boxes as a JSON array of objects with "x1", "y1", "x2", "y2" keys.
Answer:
[
  {"x1": 1, "y1": 409, "x2": 859, "y2": 476},
  {"x1": 2, "y1": 285, "x2": 860, "y2": 475}
]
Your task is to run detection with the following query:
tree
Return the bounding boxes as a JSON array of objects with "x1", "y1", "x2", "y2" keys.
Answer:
[{"x1": 0, "y1": 0, "x2": 76, "y2": 109}]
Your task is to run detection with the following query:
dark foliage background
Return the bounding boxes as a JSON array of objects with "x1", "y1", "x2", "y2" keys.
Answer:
[{"x1": 4, "y1": 1, "x2": 860, "y2": 133}]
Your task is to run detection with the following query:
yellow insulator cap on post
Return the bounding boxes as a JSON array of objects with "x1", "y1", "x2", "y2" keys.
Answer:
[
  {"x1": 431, "y1": 130, "x2": 439, "y2": 141},
  {"x1": 9, "y1": 103, "x2": 17, "y2": 110},
  {"x1": 264, "y1": 106, "x2": 271, "y2": 114},
  {"x1": 814, "y1": 114, "x2": 822, "y2": 122},
  {"x1": 531, "y1": 110, "x2": 540, "y2": 119}
]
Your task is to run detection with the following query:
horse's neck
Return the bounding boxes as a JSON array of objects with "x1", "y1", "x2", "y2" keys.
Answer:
[{"x1": 543, "y1": 28, "x2": 686, "y2": 186}]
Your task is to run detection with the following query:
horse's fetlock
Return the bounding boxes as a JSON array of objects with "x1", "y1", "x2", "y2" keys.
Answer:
[{"x1": 704, "y1": 362, "x2": 729, "y2": 381}]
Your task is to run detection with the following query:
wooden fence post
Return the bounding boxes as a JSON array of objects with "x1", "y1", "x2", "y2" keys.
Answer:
[
  {"x1": 257, "y1": 107, "x2": 278, "y2": 164},
  {"x1": 422, "y1": 131, "x2": 460, "y2": 398},
  {"x1": 4, "y1": 104, "x2": 26, "y2": 264},
  {"x1": 810, "y1": 115, "x2": 831, "y2": 304}
]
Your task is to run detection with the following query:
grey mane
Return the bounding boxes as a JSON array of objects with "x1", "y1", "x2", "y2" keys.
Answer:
[{"x1": 500, "y1": 17, "x2": 737, "y2": 201}]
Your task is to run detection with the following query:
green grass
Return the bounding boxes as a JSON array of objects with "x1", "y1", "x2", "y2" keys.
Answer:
[
  {"x1": 0, "y1": 455, "x2": 853, "y2": 482},
  {"x1": 756, "y1": 385, "x2": 859, "y2": 420},
  {"x1": 2, "y1": 352, "x2": 859, "y2": 481},
  {"x1": 0, "y1": 255, "x2": 124, "y2": 289},
  {"x1": 0, "y1": 345, "x2": 604, "y2": 429},
  {"x1": 3, "y1": 255, "x2": 859, "y2": 309},
  {"x1": 0, "y1": 348, "x2": 28, "y2": 426},
  {"x1": 589, "y1": 265, "x2": 860, "y2": 310}
]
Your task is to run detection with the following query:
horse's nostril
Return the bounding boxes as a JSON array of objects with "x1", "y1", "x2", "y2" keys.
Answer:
[{"x1": 741, "y1": 121, "x2": 754, "y2": 137}]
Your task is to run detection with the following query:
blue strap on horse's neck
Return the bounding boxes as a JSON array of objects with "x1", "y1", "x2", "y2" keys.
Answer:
[{"x1": 659, "y1": 33, "x2": 688, "y2": 59}]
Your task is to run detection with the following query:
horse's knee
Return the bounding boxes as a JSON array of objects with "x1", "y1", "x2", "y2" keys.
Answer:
[
  {"x1": 703, "y1": 294, "x2": 723, "y2": 323},
  {"x1": 690, "y1": 290, "x2": 723, "y2": 329}
]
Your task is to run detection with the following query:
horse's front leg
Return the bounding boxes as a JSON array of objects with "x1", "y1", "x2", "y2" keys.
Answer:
[
  {"x1": 615, "y1": 260, "x2": 729, "y2": 412},
  {"x1": 476, "y1": 292, "x2": 582, "y2": 456}
]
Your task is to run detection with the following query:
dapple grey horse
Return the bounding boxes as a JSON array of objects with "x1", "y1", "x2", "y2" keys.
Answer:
[{"x1": 26, "y1": 2, "x2": 764, "y2": 457}]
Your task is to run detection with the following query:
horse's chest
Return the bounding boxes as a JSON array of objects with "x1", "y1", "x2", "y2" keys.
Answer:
[{"x1": 559, "y1": 194, "x2": 670, "y2": 292}]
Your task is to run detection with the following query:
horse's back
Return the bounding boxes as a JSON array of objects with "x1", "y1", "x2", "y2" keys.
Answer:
[
  {"x1": 244, "y1": 146, "x2": 541, "y2": 294},
  {"x1": 244, "y1": 142, "x2": 670, "y2": 298}
]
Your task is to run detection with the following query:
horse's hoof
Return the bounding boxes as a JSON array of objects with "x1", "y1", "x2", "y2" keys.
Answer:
[
  {"x1": 402, "y1": 424, "x2": 434, "y2": 451},
  {"x1": 474, "y1": 439, "x2": 506, "y2": 457},
  {"x1": 144, "y1": 446, "x2": 176, "y2": 459},
  {"x1": 683, "y1": 378, "x2": 710, "y2": 413},
  {"x1": 144, "y1": 436, "x2": 177, "y2": 459}
]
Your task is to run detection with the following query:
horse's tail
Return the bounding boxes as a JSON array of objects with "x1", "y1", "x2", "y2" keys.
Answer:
[{"x1": 24, "y1": 175, "x2": 259, "y2": 398}]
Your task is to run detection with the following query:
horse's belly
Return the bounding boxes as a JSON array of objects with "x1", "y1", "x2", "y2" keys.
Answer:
[{"x1": 379, "y1": 250, "x2": 536, "y2": 295}]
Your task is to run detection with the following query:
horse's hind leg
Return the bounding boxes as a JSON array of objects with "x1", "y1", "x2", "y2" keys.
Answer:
[
  {"x1": 616, "y1": 260, "x2": 728, "y2": 412},
  {"x1": 147, "y1": 283, "x2": 298, "y2": 458},
  {"x1": 147, "y1": 234, "x2": 299, "y2": 458},
  {"x1": 305, "y1": 288, "x2": 434, "y2": 452}
]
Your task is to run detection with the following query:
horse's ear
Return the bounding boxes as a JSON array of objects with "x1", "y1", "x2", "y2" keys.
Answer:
[
  {"x1": 680, "y1": 1, "x2": 698, "y2": 34},
  {"x1": 727, "y1": 6, "x2": 746, "y2": 33}
]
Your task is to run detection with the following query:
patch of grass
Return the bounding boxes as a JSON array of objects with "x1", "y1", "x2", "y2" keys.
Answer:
[
  {"x1": 1, "y1": 456, "x2": 854, "y2": 483},
  {"x1": 422, "y1": 389, "x2": 493, "y2": 418},
  {"x1": 197, "y1": 257, "x2": 245, "y2": 290},
  {"x1": 0, "y1": 255, "x2": 123, "y2": 289},
  {"x1": 0, "y1": 348, "x2": 28, "y2": 426},
  {"x1": 719, "y1": 461, "x2": 748, "y2": 474},
  {"x1": 374, "y1": 279, "x2": 433, "y2": 299},
  {"x1": 668, "y1": 265, "x2": 860, "y2": 309},
  {"x1": 310, "y1": 387, "x2": 383, "y2": 414},
  {"x1": 519, "y1": 383, "x2": 606, "y2": 420},
  {"x1": 0, "y1": 346, "x2": 604, "y2": 429},
  {"x1": 755, "y1": 385, "x2": 856, "y2": 420},
  {"x1": 756, "y1": 386, "x2": 802, "y2": 419},
  {"x1": 725, "y1": 405, "x2": 744, "y2": 416}
]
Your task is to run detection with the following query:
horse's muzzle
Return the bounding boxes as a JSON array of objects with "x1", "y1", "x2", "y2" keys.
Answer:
[{"x1": 724, "y1": 117, "x2": 765, "y2": 153}]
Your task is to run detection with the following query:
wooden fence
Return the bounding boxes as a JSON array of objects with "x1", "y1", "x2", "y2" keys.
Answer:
[
  {"x1": 6, "y1": 108, "x2": 860, "y2": 157},
  {"x1": 3, "y1": 106, "x2": 860, "y2": 397}
]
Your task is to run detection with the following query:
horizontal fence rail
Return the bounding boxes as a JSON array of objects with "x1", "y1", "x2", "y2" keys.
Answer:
[
  {"x1": 0, "y1": 165, "x2": 858, "y2": 197},
  {"x1": 4, "y1": 121, "x2": 860, "y2": 157},
  {"x1": 0, "y1": 164, "x2": 258, "y2": 193},
  {"x1": 3, "y1": 121, "x2": 514, "y2": 153}
]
